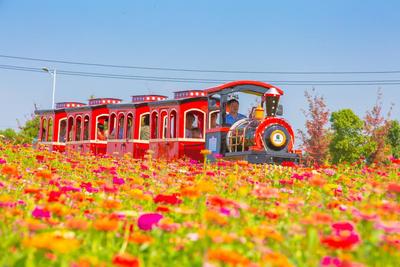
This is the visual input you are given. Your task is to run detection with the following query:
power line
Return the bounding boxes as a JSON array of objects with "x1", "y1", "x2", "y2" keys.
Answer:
[
  {"x1": 1, "y1": 54, "x2": 400, "y2": 75},
  {"x1": 1, "y1": 64, "x2": 400, "y2": 86}
]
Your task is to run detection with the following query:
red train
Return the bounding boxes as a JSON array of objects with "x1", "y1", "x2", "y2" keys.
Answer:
[{"x1": 35, "y1": 80, "x2": 301, "y2": 164}]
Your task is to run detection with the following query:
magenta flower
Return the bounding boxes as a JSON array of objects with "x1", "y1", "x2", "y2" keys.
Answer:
[
  {"x1": 138, "y1": 213, "x2": 163, "y2": 231},
  {"x1": 113, "y1": 176, "x2": 125, "y2": 185},
  {"x1": 321, "y1": 256, "x2": 341, "y2": 266},
  {"x1": 32, "y1": 206, "x2": 51, "y2": 219}
]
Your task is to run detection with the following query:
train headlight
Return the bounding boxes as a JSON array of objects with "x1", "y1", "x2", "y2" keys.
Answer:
[{"x1": 270, "y1": 129, "x2": 286, "y2": 147}]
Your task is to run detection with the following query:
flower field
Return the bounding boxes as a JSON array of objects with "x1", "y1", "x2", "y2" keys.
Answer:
[{"x1": 1, "y1": 144, "x2": 400, "y2": 266}]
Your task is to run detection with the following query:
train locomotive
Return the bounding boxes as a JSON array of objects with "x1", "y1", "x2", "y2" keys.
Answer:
[{"x1": 35, "y1": 80, "x2": 301, "y2": 164}]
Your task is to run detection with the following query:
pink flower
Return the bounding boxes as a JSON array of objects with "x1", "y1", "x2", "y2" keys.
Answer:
[
  {"x1": 375, "y1": 221, "x2": 400, "y2": 233},
  {"x1": 324, "y1": 169, "x2": 336, "y2": 176},
  {"x1": 138, "y1": 213, "x2": 163, "y2": 231},
  {"x1": 352, "y1": 208, "x2": 378, "y2": 221}
]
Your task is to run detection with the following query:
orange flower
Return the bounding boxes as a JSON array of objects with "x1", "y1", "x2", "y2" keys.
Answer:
[
  {"x1": 24, "y1": 188, "x2": 41, "y2": 194},
  {"x1": 205, "y1": 210, "x2": 228, "y2": 226},
  {"x1": 309, "y1": 174, "x2": 327, "y2": 187},
  {"x1": 237, "y1": 160, "x2": 248, "y2": 166},
  {"x1": 1, "y1": 165, "x2": 18, "y2": 177},
  {"x1": 35, "y1": 169, "x2": 52, "y2": 180},
  {"x1": 66, "y1": 217, "x2": 89, "y2": 230},
  {"x1": 180, "y1": 186, "x2": 200, "y2": 198},
  {"x1": 24, "y1": 218, "x2": 48, "y2": 231},
  {"x1": 102, "y1": 199, "x2": 122, "y2": 210},
  {"x1": 245, "y1": 225, "x2": 283, "y2": 242},
  {"x1": 46, "y1": 202, "x2": 67, "y2": 217},
  {"x1": 128, "y1": 232, "x2": 153, "y2": 245},
  {"x1": 195, "y1": 180, "x2": 215, "y2": 193},
  {"x1": 206, "y1": 229, "x2": 236, "y2": 244},
  {"x1": 93, "y1": 218, "x2": 119, "y2": 232},
  {"x1": 261, "y1": 251, "x2": 294, "y2": 267},
  {"x1": 207, "y1": 248, "x2": 250, "y2": 266}
]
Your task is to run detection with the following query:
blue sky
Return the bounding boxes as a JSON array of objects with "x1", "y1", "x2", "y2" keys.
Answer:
[{"x1": 1, "y1": 0, "x2": 399, "y2": 142}]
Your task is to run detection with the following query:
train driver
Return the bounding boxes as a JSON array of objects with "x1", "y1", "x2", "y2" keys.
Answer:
[{"x1": 225, "y1": 99, "x2": 246, "y2": 126}]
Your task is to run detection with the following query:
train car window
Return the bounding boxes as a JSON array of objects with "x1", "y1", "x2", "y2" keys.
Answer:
[
  {"x1": 126, "y1": 113, "x2": 133, "y2": 139},
  {"x1": 109, "y1": 114, "x2": 117, "y2": 140},
  {"x1": 140, "y1": 113, "x2": 150, "y2": 140},
  {"x1": 41, "y1": 118, "x2": 47, "y2": 142},
  {"x1": 117, "y1": 115, "x2": 125, "y2": 139},
  {"x1": 83, "y1": 116, "x2": 90, "y2": 140},
  {"x1": 208, "y1": 111, "x2": 220, "y2": 129},
  {"x1": 59, "y1": 119, "x2": 67, "y2": 143},
  {"x1": 160, "y1": 111, "x2": 168, "y2": 139},
  {"x1": 170, "y1": 110, "x2": 177, "y2": 138},
  {"x1": 150, "y1": 112, "x2": 159, "y2": 139},
  {"x1": 47, "y1": 118, "x2": 53, "y2": 142},
  {"x1": 96, "y1": 115, "x2": 109, "y2": 141},
  {"x1": 185, "y1": 111, "x2": 204, "y2": 139},
  {"x1": 67, "y1": 117, "x2": 74, "y2": 142},
  {"x1": 162, "y1": 116, "x2": 168, "y2": 138},
  {"x1": 75, "y1": 117, "x2": 82, "y2": 141}
]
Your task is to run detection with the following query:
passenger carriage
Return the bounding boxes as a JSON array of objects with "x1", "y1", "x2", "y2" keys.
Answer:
[
  {"x1": 106, "y1": 95, "x2": 167, "y2": 158},
  {"x1": 36, "y1": 102, "x2": 85, "y2": 152}
]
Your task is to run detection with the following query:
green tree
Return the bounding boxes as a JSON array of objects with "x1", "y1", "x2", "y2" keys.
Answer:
[
  {"x1": 18, "y1": 115, "x2": 40, "y2": 144},
  {"x1": 329, "y1": 109, "x2": 375, "y2": 164},
  {"x1": 0, "y1": 128, "x2": 18, "y2": 143},
  {"x1": 0, "y1": 115, "x2": 40, "y2": 145},
  {"x1": 387, "y1": 120, "x2": 400, "y2": 158}
]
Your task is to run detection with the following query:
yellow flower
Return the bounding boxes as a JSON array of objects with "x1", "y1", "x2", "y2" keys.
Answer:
[
  {"x1": 201, "y1": 149, "x2": 212, "y2": 155},
  {"x1": 23, "y1": 232, "x2": 80, "y2": 253}
]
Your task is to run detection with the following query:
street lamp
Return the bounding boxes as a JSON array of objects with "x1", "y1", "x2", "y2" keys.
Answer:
[{"x1": 42, "y1": 67, "x2": 57, "y2": 109}]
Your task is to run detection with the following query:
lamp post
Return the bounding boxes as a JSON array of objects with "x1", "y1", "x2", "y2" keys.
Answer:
[{"x1": 42, "y1": 67, "x2": 57, "y2": 109}]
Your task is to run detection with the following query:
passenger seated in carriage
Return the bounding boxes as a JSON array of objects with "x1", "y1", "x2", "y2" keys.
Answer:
[
  {"x1": 97, "y1": 124, "x2": 107, "y2": 141},
  {"x1": 140, "y1": 115, "x2": 150, "y2": 140},
  {"x1": 185, "y1": 113, "x2": 203, "y2": 138},
  {"x1": 191, "y1": 127, "x2": 202, "y2": 138},
  {"x1": 225, "y1": 99, "x2": 246, "y2": 126},
  {"x1": 210, "y1": 112, "x2": 219, "y2": 128}
]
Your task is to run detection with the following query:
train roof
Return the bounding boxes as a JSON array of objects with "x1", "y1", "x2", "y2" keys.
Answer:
[
  {"x1": 35, "y1": 81, "x2": 283, "y2": 114},
  {"x1": 205, "y1": 80, "x2": 284, "y2": 96}
]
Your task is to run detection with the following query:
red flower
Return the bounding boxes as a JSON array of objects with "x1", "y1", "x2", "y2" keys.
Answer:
[
  {"x1": 281, "y1": 161, "x2": 296, "y2": 167},
  {"x1": 153, "y1": 194, "x2": 182, "y2": 205},
  {"x1": 332, "y1": 222, "x2": 354, "y2": 233},
  {"x1": 387, "y1": 183, "x2": 400, "y2": 194},
  {"x1": 112, "y1": 253, "x2": 139, "y2": 267},
  {"x1": 156, "y1": 206, "x2": 170, "y2": 213},
  {"x1": 48, "y1": 191, "x2": 62, "y2": 202},
  {"x1": 321, "y1": 221, "x2": 361, "y2": 250}
]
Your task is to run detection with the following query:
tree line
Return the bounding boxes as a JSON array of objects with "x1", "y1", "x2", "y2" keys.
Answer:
[{"x1": 299, "y1": 89, "x2": 400, "y2": 165}]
